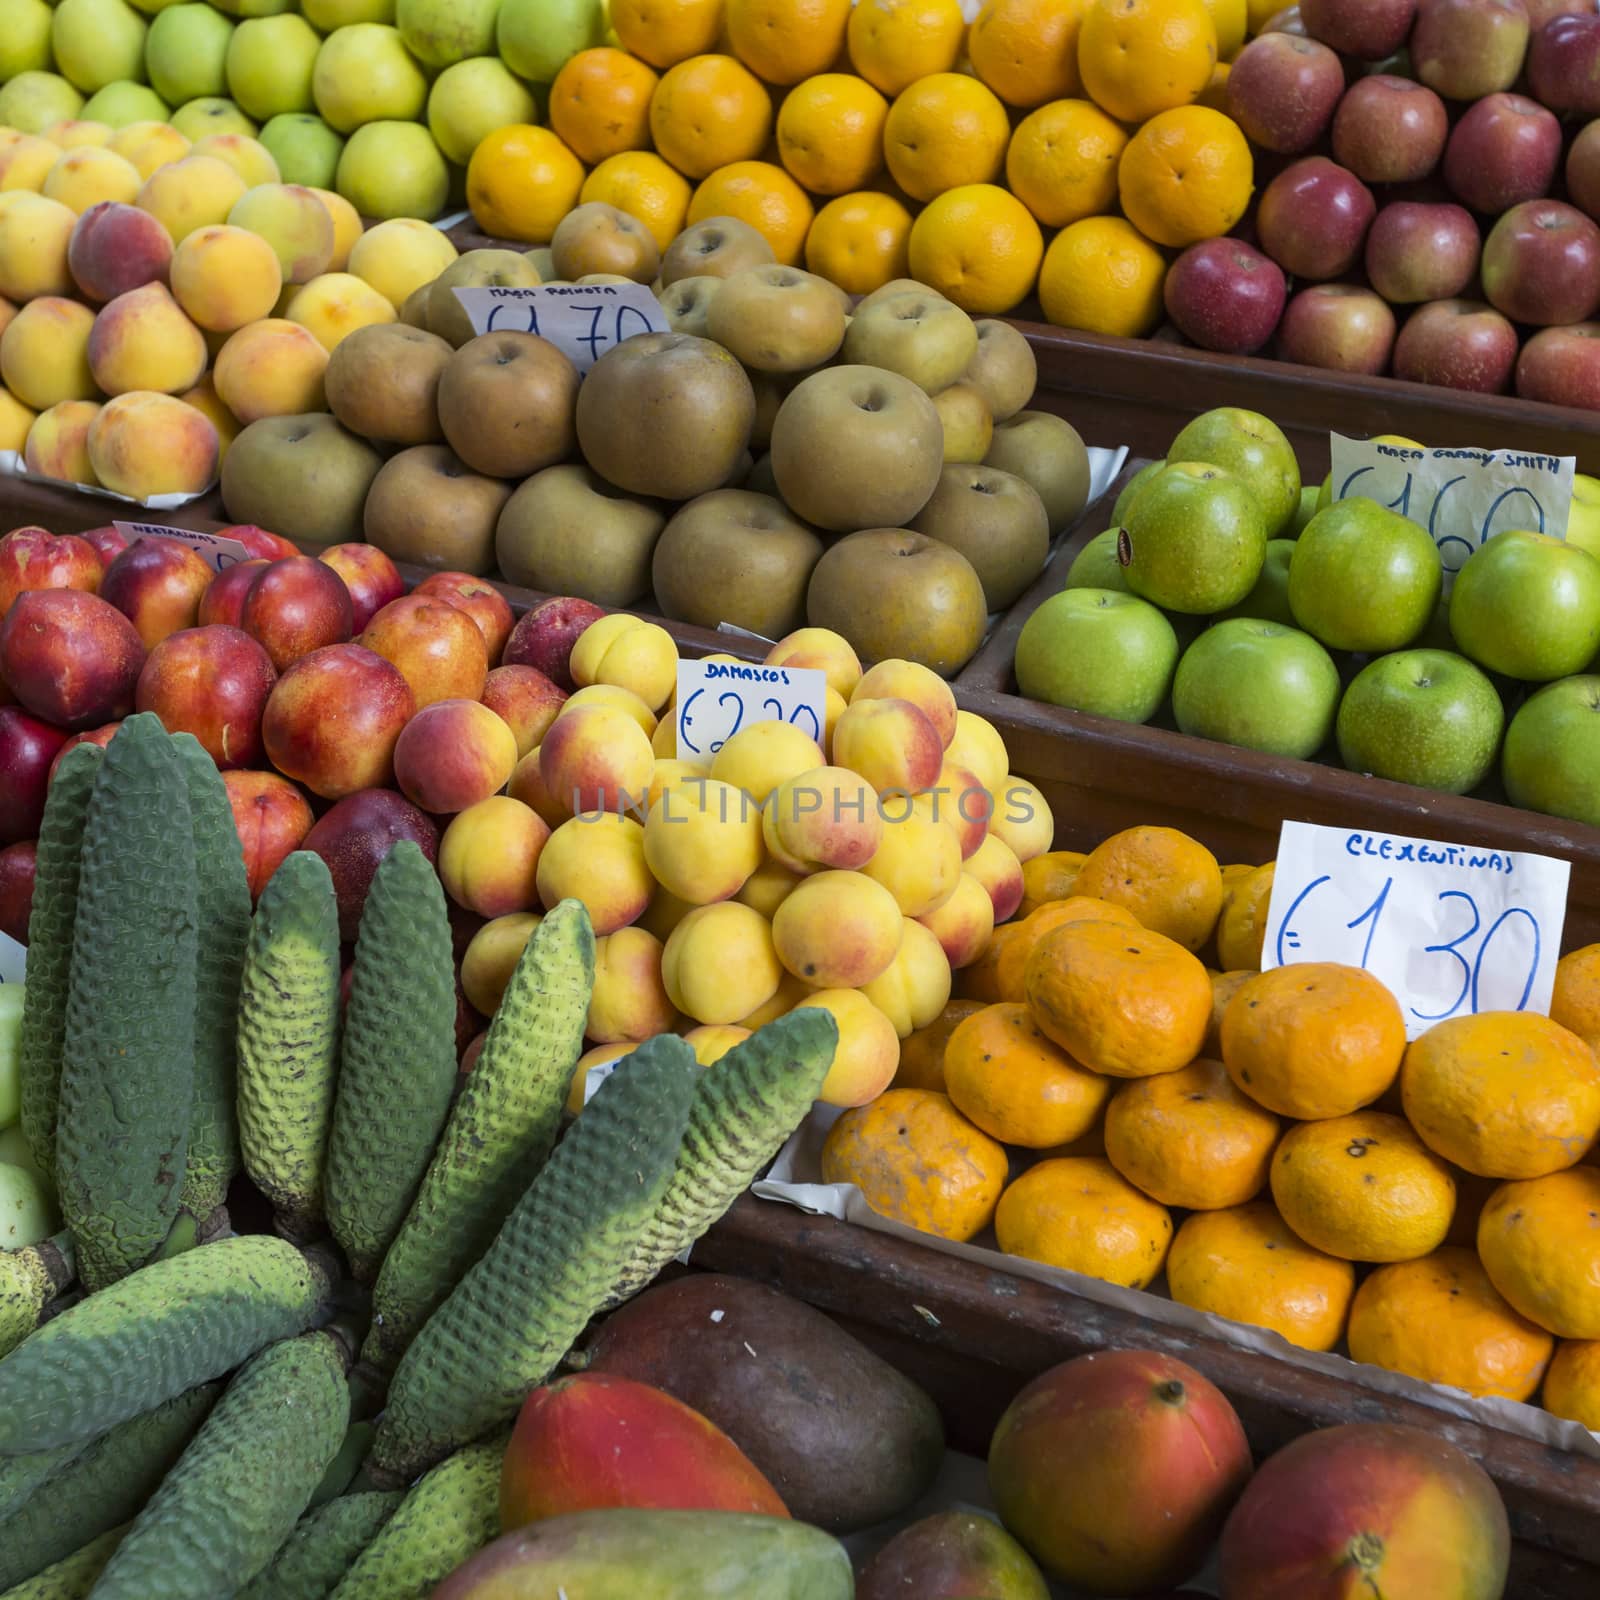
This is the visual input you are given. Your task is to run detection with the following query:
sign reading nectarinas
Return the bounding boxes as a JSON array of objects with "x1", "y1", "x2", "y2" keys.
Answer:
[{"x1": 112, "y1": 522, "x2": 251, "y2": 574}]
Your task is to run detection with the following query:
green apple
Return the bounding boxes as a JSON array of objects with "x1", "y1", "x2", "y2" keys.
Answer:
[
  {"x1": 209, "y1": 0, "x2": 296, "y2": 18},
  {"x1": 1110, "y1": 457, "x2": 1164, "y2": 527},
  {"x1": 1166, "y1": 406, "x2": 1301, "y2": 537},
  {"x1": 313, "y1": 24, "x2": 428, "y2": 133},
  {"x1": 1336, "y1": 649, "x2": 1504, "y2": 795},
  {"x1": 1502, "y1": 674, "x2": 1600, "y2": 826},
  {"x1": 82, "y1": 80, "x2": 170, "y2": 124},
  {"x1": 145, "y1": 3, "x2": 234, "y2": 108},
  {"x1": 0, "y1": 985, "x2": 21, "y2": 1130},
  {"x1": 303, "y1": 0, "x2": 395, "y2": 28},
  {"x1": 336, "y1": 117, "x2": 449, "y2": 218},
  {"x1": 0, "y1": 1163, "x2": 54, "y2": 1250},
  {"x1": 0, "y1": 0, "x2": 54, "y2": 82},
  {"x1": 497, "y1": 0, "x2": 604, "y2": 83},
  {"x1": 427, "y1": 56, "x2": 538, "y2": 166},
  {"x1": 0, "y1": 71, "x2": 85, "y2": 132},
  {"x1": 226, "y1": 14, "x2": 321, "y2": 119},
  {"x1": 1450, "y1": 530, "x2": 1600, "y2": 683},
  {"x1": 1219, "y1": 538, "x2": 1296, "y2": 626},
  {"x1": 258, "y1": 112, "x2": 345, "y2": 188},
  {"x1": 1287, "y1": 498, "x2": 1441, "y2": 654},
  {"x1": 171, "y1": 94, "x2": 257, "y2": 138},
  {"x1": 50, "y1": 0, "x2": 147, "y2": 92},
  {"x1": 1172, "y1": 619, "x2": 1340, "y2": 760},
  {"x1": 1014, "y1": 588, "x2": 1179, "y2": 723},
  {"x1": 1121, "y1": 461, "x2": 1268, "y2": 615},
  {"x1": 1063, "y1": 527, "x2": 1131, "y2": 594},
  {"x1": 398, "y1": 0, "x2": 501, "y2": 67},
  {"x1": 1415, "y1": 591, "x2": 1456, "y2": 652},
  {"x1": 127, "y1": 0, "x2": 189, "y2": 13},
  {"x1": 1567, "y1": 473, "x2": 1600, "y2": 561},
  {"x1": 1289, "y1": 483, "x2": 1320, "y2": 536}
]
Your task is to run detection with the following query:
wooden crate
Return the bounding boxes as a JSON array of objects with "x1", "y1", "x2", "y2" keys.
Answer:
[{"x1": 0, "y1": 477, "x2": 229, "y2": 537}]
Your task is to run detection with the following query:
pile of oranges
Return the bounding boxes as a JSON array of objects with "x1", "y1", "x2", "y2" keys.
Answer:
[
  {"x1": 465, "y1": 0, "x2": 1260, "y2": 335},
  {"x1": 819, "y1": 823, "x2": 1600, "y2": 1436}
]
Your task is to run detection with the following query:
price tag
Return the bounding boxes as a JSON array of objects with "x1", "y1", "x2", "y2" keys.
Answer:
[
  {"x1": 1262, "y1": 819, "x2": 1569, "y2": 1039},
  {"x1": 580, "y1": 1059, "x2": 619, "y2": 1106},
  {"x1": 113, "y1": 522, "x2": 252, "y2": 574},
  {"x1": 451, "y1": 283, "x2": 670, "y2": 373},
  {"x1": 1327, "y1": 434, "x2": 1576, "y2": 580},
  {"x1": 0, "y1": 931, "x2": 24, "y2": 984},
  {"x1": 675, "y1": 658, "x2": 827, "y2": 761}
]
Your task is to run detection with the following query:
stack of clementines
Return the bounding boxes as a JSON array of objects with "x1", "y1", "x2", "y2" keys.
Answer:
[{"x1": 818, "y1": 821, "x2": 1600, "y2": 1438}]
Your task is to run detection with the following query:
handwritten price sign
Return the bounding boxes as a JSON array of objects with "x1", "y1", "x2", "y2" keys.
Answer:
[
  {"x1": 1262, "y1": 820, "x2": 1569, "y2": 1039},
  {"x1": 675, "y1": 659, "x2": 828, "y2": 761},
  {"x1": 453, "y1": 283, "x2": 669, "y2": 373},
  {"x1": 0, "y1": 932, "x2": 24, "y2": 984},
  {"x1": 112, "y1": 522, "x2": 252, "y2": 574},
  {"x1": 1327, "y1": 434, "x2": 1576, "y2": 580}
]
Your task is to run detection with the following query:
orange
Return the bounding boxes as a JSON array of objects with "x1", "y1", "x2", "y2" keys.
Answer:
[
  {"x1": 1005, "y1": 98, "x2": 1127, "y2": 230},
  {"x1": 997, "y1": 895, "x2": 1139, "y2": 1004},
  {"x1": 1552, "y1": 943, "x2": 1600, "y2": 1048},
  {"x1": 1220, "y1": 962, "x2": 1405, "y2": 1120},
  {"x1": 1205, "y1": 968, "x2": 1253, "y2": 1057},
  {"x1": 548, "y1": 49, "x2": 660, "y2": 167},
  {"x1": 1270, "y1": 1111, "x2": 1456, "y2": 1263},
  {"x1": 687, "y1": 160, "x2": 813, "y2": 265},
  {"x1": 1018, "y1": 849, "x2": 1088, "y2": 917},
  {"x1": 1400, "y1": 1011, "x2": 1600, "y2": 1181},
  {"x1": 1077, "y1": 0, "x2": 1218, "y2": 124},
  {"x1": 1215, "y1": 860, "x2": 1273, "y2": 970},
  {"x1": 1348, "y1": 1246, "x2": 1554, "y2": 1402},
  {"x1": 610, "y1": 0, "x2": 724, "y2": 68},
  {"x1": 804, "y1": 189, "x2": 913, "y2": 295},
  {"x1": 907, "y1": 184, "x2": 1044, "y2": 316},
  {"x1": 847, "y1": 0, "x2": 966, "y2": 96},
  {"x1": 724, "y1": 0, "x2": 851, "y2": 85},
  {"x1": 968, "y1": 0, "x2": 1086, "y2": 108},
  {"x1": 1024, "y1": 918, "x2": 1211, "y2": 1079},
  {"x1": 466, "y1": 125, "x2": 587, "y2": 246},
  {"x1": 1201, "y1": 0, "x2": 1247, "y2": 56},
  {"x1": 944, "y1": 1001, "x2": 1112, "y2": 1148},
  {"x1": 581, "y1": 151, "x2": 693, "y2": 253},
  {"x1": 895, "y1": 996, "x2": 987, "y2": 1091},
  {"x1": 955, "y1": 918, "x2": 1024, "y2": 1004},
  {"x1": 994, "y1": 1155, "x2": 1172, "y2": 1288},
  {"x1": 1167, "y1": 1201, "x2": 1355, "y2": 1351},
  {"x1": 820, "y1": 1086, "x2": 1009, "y2": 1241},
  {"x1": 649, "y1": 54, "x2": 773, "y2": 181},
  {"x1": 1543, "y1": 1340, "x2": 1600, "y2": 1431},
  {"x1": 1117, "y1": 104, "x2": 1253, "y2": 249},
  {"x1": 775, "y1": 74, "x2": 887, "y2": 196},
  {"x1": 1073, "y1": 825, "x2": 1223, "y2": 953},
  {"x1": 1478, "y1": 1167, "x2": 1600, "y2": 1338},
  {"x1": 882, "y1": 72, "x2": 1010, "y2": 204}
]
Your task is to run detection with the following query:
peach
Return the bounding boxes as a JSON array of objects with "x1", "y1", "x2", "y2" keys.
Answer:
[
  {"x1": 990, "y1": 775, "x2": 1053, "y2": 863},
  {"x1": 481, "y1": 665, "x2": 566, "y2": 759},
  {"x1": 198, "y1": 558, "x2": 269, "y2": 628},
  {"x1": 864, "y1": 792, "x2": 962, "y2": 917},
  {"x1": 502, "y1": 595, "x2": 607, "y2": 691},
  {"x1": 23, "y1": 399, "x2": 101, "y2": 485},
  {"x1": 0, "y1": 295, "x2": 97, "y2": 409},
  {"x1": 260, "y1": 640, "x2": 415, "y2": 798},
  {"x1": 765, "y1": 625, "x2": 862, "y2": 700},
  {"x1": 535, "y1": 813, "x2": 652, "y2": 935},
  {"x1": 240, "y1": 554, "x2": 354, "y2": 673},
  {"x1": 359, "y1": 593, "x2": 490, "y2": 710},
  {"x1": 134, "y1": 622, "x2": 277, "y2": 768},
  {"x1": 560, "y1": 683, "x2": 657, "y2": 737},
  {"x1": 0, "y1": 389, "x2": 35, "y2": 453},
  {"x1": 539, "y1": 701, "x2": 654, "y2": 820},
  {"x1": 643, "y1": 775, "x2": 764, "y2": 904},
  {"x1": 87, "y1": 390, "x2": 219, "y2": 498},
  {"x1": 947, "y1": 708, "x2": 1009, "y2": 796},
  {"x1": 0, "y1": 526, "x2": 103, "y2": 615},
  {"x1": 99, "y1": 535, "x2": 214, "y2": 649},
  {"x1": 41, "y1": 147, "x2": 141, "y2": 213},
  {"x1": 0, "y1": 193, "x2": 75, "y2": 303},
  {"x1": 459, "y1": 910, "x2": 541, "y2": 1015},
  {"x1": 773, "y1": 868, "x2": 903, "y2": 988},
  {"x1": 934, "y1": 759, "x2": 991, "y2": 860},
  {"x1": 589, "y1": 925, "x2": 677, "y2": 1042},
  {"x1": 735, "y1": 857, "x2": 802, "y2": 918},
  {"x1": 861, "y1": 917, "x2": 952, "y2": 1038},
  {"x1": 682, "y1": 1023, "x2": 751, "y2": 1065},
  {"x1": 662, "y1": 901, "x2": 783, "y2": 1025},
  {"x1": 212, "y1": 317, "x2": 329, "y2": 421},
  {"x1": 761, "y1": 764, "x2": 882, "y2": 873},
  {"x1": 569, "y1": 612, "x2": 678, "y2": 711},
  {"x1": 87, "y1": 281, "x2": 207, "y2": 396},
  {"x1": 394, "y1": 698, "x2": 518, "y2": 815},
  {"x1": 107, "y1": 121, "x2": 192, "y2": 181},
  {"x1": 832, "y1": 696, "x2": 944, "y2": 796},
  {"x1": 168, "y1": 223, "x2": 282, "y2": 332},
  {"x1": 508, "y1": 744, "x2": 570, "y2": 830},
  {"x1": 0, "y1": 588, "x2": 144, "y2": 730},
  {"x1": 917, "y1": 871, "x2": 994, "y2": 969},
  {"x1": 708, "y1": 718, "x2": 824, "y2": 804},
  {"x1": 178, "y1": 375, "x2": 239, "y2": 460},
  {"x1": 413, "y1": 570, "x2": 515, "y2": 663},
  {"x1": 851, "y1": 657, "x2": 957, "y2": 748},
  {"x1": 41, "y1": 121, "x2": 113, "y2": 150},
  {"x1": 639, "y1": 884, "x2": 697, "y2": 943},
  {"x1": 0, "y1": 137, "x2": 63, "y2": 193},
  {"x1": 135, "y1": 155, "x2": 248, "y2": 244},
  {"x1": 191, "y1": 133, "x2": 280, "y2": 189},
  {"x1": 346, "y1": 215, "x2": 459, "y2": 310},
  {"x1": 67, "y1": 200, "x2": 173, "y2": 303},
  {"x1": 439, "y1": 793, "x2": 549, "y2": 917},
  {"x1": 967, "y1": 831, "x2": 1024, "y2": 923},
  {"x1": 317, "y1": 542, "x2": 403, "y2": 632},
  {"x1": 311, "y1": 188, "x2": 362, "y2": 272},
  {"x1": 566, "y1": 1041, "x2": 639, "y2": 1113},
  {"x1": 283, "y1": 271, "x2": 394, "y2": 353},
  {"x1": 792, "y1": 987, "x2": 900, "y2": 1107}
]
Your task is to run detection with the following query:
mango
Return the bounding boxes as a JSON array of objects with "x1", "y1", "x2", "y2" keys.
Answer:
[{"x1": 856, "y1": 1510, "x2": 1050, "y2": 1600}]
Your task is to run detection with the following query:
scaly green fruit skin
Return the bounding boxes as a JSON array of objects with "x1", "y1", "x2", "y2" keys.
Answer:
[
  {"x1": 326, "y1": 841, "x2": 459, "y2": 1283},
  {"x1": 364, "y1": 899, "x2": 595, "y2": 1374},
  {"x1": 56, "y1": 714, "x2": 197, "y2": 1290},
  {"x1": 237, "y1": 1490, "x2": 404, "y2": 1600},
  {"x1": 236, "y1": 851, "x2": 343, "y2": 1242},
  {"x1": 307, "y1": 1420, "x2": 375, "y2": 1509},
  {"x1": 367, "y1": 1039, "x2": 698, "y2": 1486},
  {"x1": 0, "y1": 1235, "x2": 334, "y2": 1456},
  {"x1": 0, "y1": 1383, "x2": 219, "y2": 1590},
  {"x1": 607, "y1": 1008, "x2": 838, "y2": 1307},
  {"x1": 0, "y1": 1233, "x2": 74, "y2": 1364},
  {"x1": 17, "y1": 742, "x2": 102, "y2": 1183},
  {"x1": 92, "y1": 1332, "x2": 351, "y2": 1600},
  {"x1": 173, "y1": 732, "x2": 252, "y2": 1220},
  {"x1": 0, "y1": 1523, "x2": 129, "y2": 1600},
  {"x1": 330, "y1": 1439, "x2": 506, "y2": 1600}
]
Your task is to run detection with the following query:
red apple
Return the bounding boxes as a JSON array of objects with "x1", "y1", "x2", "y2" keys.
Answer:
[
  {"x1": 221, "y1": 524, "x2": 301, "y2": 561},
  {"x1": 1566, "y1": 119, "x2": 1600, "y2": 223},
  {"x1": 0, "y1": 589, "x2": 145, "y2": 731},
  {"x1": 1481, "y1": 199, "x2": 1600, "y2": 325},
  {"x1": 1526, "y1": 0, "x2": 1595, "y2": 19},
  {"x1": 0, "y1": 839, "x2": 35, "y2": 944},
  {"x1": 1256, "y1": 157, "x2": 1376, "y2": 281},
  {"x1": 1226, "y1": 34, "x2": 1345, "y2": 154},
  {"x1": 1515, "y1": 321, "x2": 1600, "y2": 407},
  {"x1": 99, "y1": 536, "x2": 214, "y2": 651},
  {"x1": 79, "y1": 524, "x2": 129, "y2": 570},
  {"x1": 1393, "y1": 299, "x2": 1520, "y2": 392},
  {"x1": 48, "y1": 722, "x2": 120, "y2": 784},
  {"x1": 261, "y1": 642, "x2": 416, "y2": 800},
  {"x1": 1300, "y1": 0, "x2": 1416, "y2": 58},
  {"x1": 317, "y1": 543, "x2": 404, "y2": 632},
  {"x1": 1364, "y1": 202, "x2": 1482, "y2": 303},
  {"x1": 1330, "y1": 76, "x2": 1448, "y2": 184},
  {"x1": 1528, "y1": 12, "x2": 1600, "y2": 116},
  {"x1": 1278, "y1": 284, "x2": 1397, "y2": 374},
  {"x1": 413, "y1": 570, "x2": 515, "y2": 662},
  {"x1": 0, "y1": 527, "x2": 103, "y2": 617},
  {"x1": 221, "y1": 769, "x2": 315, "y2": 900},
  {"x1": 502, "y1": 596, "x2": 607, "y2": 688},
  {"x1": 301, "y1": 786, "x2": 440, "y2": 941},
  {"x1": 359, "y1": 593, "x2": 489, "y2": 709},
  {"x1": 0, "y1": 709, "x2": 70, "y2": 845},
  {"x1": 1442, "y1": 93, "x2": 1562, "y2": 217},
  {"x1": 135, "y1": 623, "x2": 278, "y2": 769},
  {"x1": 197, "y1": 559, "x2": 270, "y2": 629},
  {"x1": 481, "y1": 663, "x2": 568, "y2": 758},
  {"x1": 1163, "y1": 239, "x2": 1287, "y2": 355},
  {"x1": 1412, "y1": 0, "x2": 1531, "y2": 102},
  {"x1": 241, "y1": 556, "x2": 355, "y2": 673}
]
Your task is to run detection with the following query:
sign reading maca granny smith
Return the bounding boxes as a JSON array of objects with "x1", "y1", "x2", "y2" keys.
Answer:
[{"x1": 453, "y1": 283, "x2": 669, "y2": 373}]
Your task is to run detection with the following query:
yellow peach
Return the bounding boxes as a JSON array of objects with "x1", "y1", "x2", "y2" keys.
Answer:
[
  {"x1": 682, "y1": 1023, "x2": 751, "y2": 1065},
  {"x1": 559, "y1": 682, "x2": 656, "y2": 736},
  {"x1": 709, "y1": 718, "x2": 824, "y2": 804},
  {"x1": 311, "y1": 187, "x2": 361, "y2": 271},
  {"x1": 0, "y1": 388, "x2": 37, "y2": 453},
  {"x1": 821, "y1": 684, "x2": 846, "y2": 758},
  {"x1": 439, "y1": 795, "x2": 550, "y2": 919},
  {"x1": 178, "y1": 374, "x2": 239, "y2": 460},
  {"x1": 539, "y1": 701, "x2": 655, "y2": 820},
  {"x1": 772, "y1": 868, "x2": 903, "y2": 988},
  {"x1": 212, "y1": 317, "x2": 328, "y2": 421},
  {"x1": 87, "y1": 281, "x2": 207, "y2": 396},
  {"x1": 0, "y1": 296, "x2": 15, "y2": 340},
  {"x1": 169, "y1": 223, "x2": 282, "y2": 332},
  {"x1": 508, "y1": 744, "x2": 571, "y2": 830},
  {"x1": 86, "y1": 390, "x2": 219, "y2": 498},
  {"x1": 662, "y1": 901, "x2": 783, "y2": 1026},
  {"x1": 0, "y1": 137, "x2": 63, "y2": 193},
  {"x1": 652, "y1": 711, "x2": 689, "y2": 761},
  {"x1": 535, "y1": 813, "x2": 653, "y2": 935},
  {"x1": 0, "y1": 193, "x2": 77, "y2": 300},
  {"x1": 647, "y1": 758, "x2": 702, "y2": 810},
  {"x1": 639, "y1": 885, "x2": 696, "y2": 943},
  {"x1": 347, "y1": 216, "x2": 459, "y2": 310},
  {"x1": 135, "y1": 154, "x2": 248, "y2": 244},
  {"x1": 41, "y1": 147, "x2": 141, "y2": 213},
  {"x1": 0, "y1": 295, "x2": 97, "y2": 409},
  {"x1": 566, "y1": 1041, "x2": 639, "y2": 1114},
  {"x1": 459, "y1": 910, "x2": 542, "y2": 1015},
  {"x1": 738, "y1": 970, "x2": 810, "y2": 1028},
  {"x1": 735, "y1": 857, "x2": 802, "y2": 919},
  {"x1": 792, "y1": 988, "x2": 900, "y2": 1107},
  {"x1": 190, "y1": 132, "x2": 280, "y2": 188},
  {"x1": 947, "y1": 708, "x2": 1008, "y2": 796},
  {"x1": 860, "y1": 917, "x2": 952, "y2": 1039},
  {"x1": 761, "y1": 764, "x2": 882, "y2": 874},
  {"x1": 989, "y1": 774, "x2": 1053, "y2": 862},
  {"x1": 935, "y1": 757, "x2": 991, "y2": 860},
  {"x1": 42, "y1": 120, "x2": 113, "y2": 150},
  {"x1": 108, "y1": 120, "x2": 191, "y2": 181},
  {"x1": 643, "y1": 775, "x2": 764, "y2": 905},
  {"x1": 283, "y1": 271, "x2": 396, "y2": 352},
  {"x1": 850, "y1": 657, "x2": 958, "y2": 748},
  {"x1": 22, "y1": 398, "x2": 100, "y2": 484},
  {"x1": 966, "y1": 831, "x2": 1024, "y2": 923},
  {"x1": 832, "y1": 695, "x2": 946, "y2": 797},
  {"x1": 570, "y1": 613, "x2": 678, "y2": 711},
  {"x1": 916, "y1": 870, "x2": 994, "y2": 969},
  {"x1": 765, "y1": 625, "x2": 862, "y2": 699},
  {"x1": 864, "y1": 791, "x2": 962, "y2": 917},
  {"x1": 589, "y1": 925, "x2": 677, "y2": 1043},
  {"x1": 228, "y1": 182, "x2": 335, "y2": 284}
]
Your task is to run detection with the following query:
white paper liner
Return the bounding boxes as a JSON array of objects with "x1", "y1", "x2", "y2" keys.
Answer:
[
  {"x1": 0, "y1": 450, "x2": 215, "y2": 511},
  {"x1": 757, "y1": 1103, "x2": 1600, "y2": 1462}
]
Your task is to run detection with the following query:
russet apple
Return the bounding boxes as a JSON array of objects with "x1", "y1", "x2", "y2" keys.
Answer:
[
  {"x1": 436, "y1": 331, "x2": 578, "y2": 481},
  {"x1": 318, "y1": 542, "x2": 403, "y2": 632},
  {"x1": 301, "y1": 784, "x2": 440, "y2": 940},
  {"x1": 363, "y1": 444, "x2": 511, "y2": 577},
  {"x1": 0, "y1": 526, "x2": 102, "y2": 616},
  {"x1": 360, "y1": 591, "x2": 490, "y2": 708},
  {"x1": 502, "y1": 596, "x2": 606, "y2": 691},
  {"x1": 240, "y1": 554, "x2": 354, "y2": 672},
  {"x1": 481, "y1": 664, "x2": 567, "y2": 758},
  {"x1": 0, "y1": 839, "x2": 36, "y2": 942},
  {"x1": 67, "y1": 199, "x2": 173, "y2": 304},
  {"x1": 659, "y1": 217, "x2": 776, "y2": 286},
  {"x1": 0, "y1": 707, "x2": 70, "y2": 844},
  {"x1": 0, "y1": 588, "x2": 144, "y2": 730},
  {"x1": 100, "y1": 535, "x2": 214, "y2": 649},
  {"x1": 983, "y1": 410, "x2": 1091, "y2": 533},
  {"x1": 1256, "y1": 157, "x2": 1376, "y2": 281},
  {"x1": 1394, "y1": 299, "x2": 1519, "y2": 393},
  {"x1": 198, "y1": 558, "x2": 270, "y2": 628},
  {"x1": 135, "y1": 622, "x2": 277, "y2": 768},
  {"x1": 1482, "y1": 199, "x2": 1600, "y2": 326},
  {"x1": 1278, "y1": 284, "x2": 1396, "y2": 375},
  {"x1": 1227, "y1": 33, "x2": 1345, "y2": 154},
  {"x1": 1442, "y1": 92, "x2": 1561, "y2": 217},
  {"x1": 1163, "y1": 239, "x2": 1286, "y2": 356},
  {"x1": 324, "y1": 321, "x2": 450, "y2": 446},
  {"x1": 707, "y1": 263, "x2": 847, "y2": 373},
  {"x1": 1365, "y1": 202, "x2": 1481, "y2": 304},
  {"x1": 413, "y1": 570, "x2": 515, "y2": 662},
  {"x1": 222, "y1": 414, "x2": 383, "y2": 550},
  {"x1": 1516, "y1": 322, "x2": 1600, "y2": 409},
  {"x1": 1331, "y1": 75, "x2": 1448, "y2": 184},
  {"x1": 910, "y1": 464, "x2": 1049, "y2": 612},
  {"x1": 550, "y1": 202, "x2": 661, "y2": 284},
  {"x1": 1412, "y1": 0, "x2": 1530, "y2": 101}
]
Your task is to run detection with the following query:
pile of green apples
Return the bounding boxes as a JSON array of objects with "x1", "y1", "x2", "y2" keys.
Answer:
[{"x1": 1014, "y1": 408, "x2": 1600, "y2": 830}]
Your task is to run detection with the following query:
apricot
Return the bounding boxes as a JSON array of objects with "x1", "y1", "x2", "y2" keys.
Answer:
[
  {"x1": 765, "y1": 625, "x2": 861, "y2": 699},
  {"x1": 682, "y1": 1023, "x2": 752, "y2": 1065},
  {"x1": 861, "y1": 918, "x2": 953, "y2": 1038},
  {"x1": 508, "y1": 744, "x2": 570, "y2": 831},
  {"x1": 459, "y1": 910, "x2": 541, "y2": 1015},
  {"x1": 178, "y1": 375, "x2": 239, "y2": 460},
  {"x1": 346, "y1": 216, "x2": 459, "y2": 310},
  {"x1": 169, "y1": 223, "x2": 282, "y2": 332},
  {"x1": 107, "y1": 120, "x2": 191, "y2": 181},
  {"x1": 438, "y1": 793, "x2": 549, "y2": 917},
  {"x1": 284, "y1": 270, "x2": 395, "y2": 353},
  {"x1": 570, "y1": 612, "x2": 678, "y2": 711},
  {"x1": 558, "y1": 682, "x2": 657, "y2": 737},
  {"x1": 535, "y1": 813, "x2": 652, "y2": 935},
  {"x1": 539, "y1": 701, "x2": 654, "y2": 819},
  {"x1": 967, "y1": 832, "x2": 1025, "y2": 923},
  {"x1": 832, "y1": 695, "x2": 943, "y2": 795},
  {"x1": 793, "y1": 987, "x2": 901, "y2": 1106},
  {"x1": 851, "y1": 657, "x2": 957, "y2": 748},
  {"x1": 87, "y1": 281, "x2": 207, "y2": 396},
  {"x1": 312, "y1": 188, "x2": 362, "y2": 272},
  {"x1": 589, "y1": 925, "x2": 677, "y2": 1042},
  {"x1": 864, "y1": 792, "x2": 962, "y2": 917},
  {"x1": 917, "y1": 871, "x2": 995, "y2": 969},
  {"x1": 709, "y1": 718, "x2": 823, "y2": 803},
  {"x1": 566, "y1": 1041, "x2": 640, "y2": 1114},
  {"x1": 990, "y1": 776, "x2": 1054, "y2": 863},
  {"x1": 191, "y1": 133, "x2": 280, "y2": 189},
  {"x1": 643, "y1": 776, "x2": 764, "y2": 904},
  {"x1": 761, "y1": 764, "x2": 882, "y2": 872},
  {"x1": 662, "y1": 901, "x2": 783, "y2": 1026},
  {"x1": 772, "y1": 868, "x2": 903, "y2": 988},
  {"x1": 735, "y1": 857, "x2": 802, "y2": 919},
  {"x1": 947, "y1": 708, "x2": 1009, "y2": 796}
]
